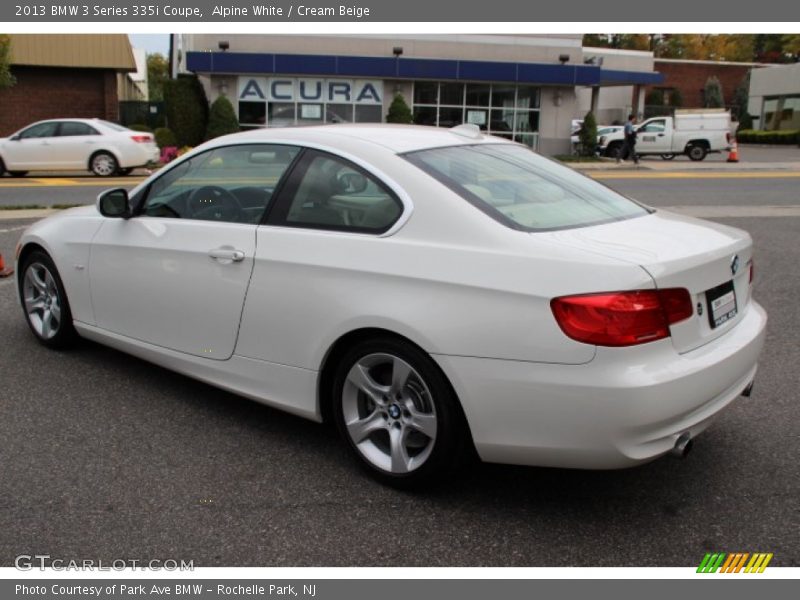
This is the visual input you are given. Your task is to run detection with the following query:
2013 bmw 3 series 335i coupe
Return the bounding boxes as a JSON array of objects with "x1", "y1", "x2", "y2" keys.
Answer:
[{"x1": 15, "y1": 124, "x2": 767, "y2": 486}]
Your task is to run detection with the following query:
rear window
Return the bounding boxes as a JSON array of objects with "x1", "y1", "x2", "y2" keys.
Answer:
[{"x1": 405, "y1": 144, "x2": 650, "y2": 231}]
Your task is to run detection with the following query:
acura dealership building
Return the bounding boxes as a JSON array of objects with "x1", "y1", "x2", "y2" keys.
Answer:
[{"x1": 172, "y1": 34, "x2": 662, "y2": 155}]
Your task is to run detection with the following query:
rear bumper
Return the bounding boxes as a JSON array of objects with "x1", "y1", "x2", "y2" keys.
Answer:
[
  {"x1": 119, "y1": 145, "x2": 160, "y2": 168},
  {"x1": 434, "y1": 301, "x2": 767, "y2": 469}
]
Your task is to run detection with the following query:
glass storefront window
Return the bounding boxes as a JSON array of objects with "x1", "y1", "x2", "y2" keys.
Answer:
[
  {"x1": 466, "y1": 84, "x2": 491, "y2": 107},
  {"x1": 412, "y1": 82, "x2": 541, "y2": 149},
  {"x1": 491, "y1": 86, "x2": 516, "y2": 108},
  {"x1": 268, "y1": 103, "x2": 296, "y2": 127},
  {"x1": 239, "y1": 102, "x2": 266, "y2": 126},
  {"x1": 438, "y1": 107, "x2": 464, "y2": 128},
  {"x1": 355, "y1": 105, "x2": 383, "y2": 123},
  {"x1": 413, "y1": 106, "x2": 437, "y2": 126},
  {"x1": 414, "y1": 82, "x2": 438, "y2": 105},
  {"x1": 439, "y1": 83, "x2": 464, "y2": 106},
  {"x1": 327, "y1": 104, "x2": 353, "y2": 124}
]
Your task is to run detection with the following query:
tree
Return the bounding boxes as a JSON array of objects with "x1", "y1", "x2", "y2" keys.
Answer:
[
  {"x1": 146, "y1": 53, "x2": 169, "y2": 101},
  {"x1": 386, "y1": 93, "x2": 413, "y2": 124},
  {"x1": 0, "y1": 34, "x2": 16, "y2": 89},
  {"x1": 704, "y1": 76, "x2": 724, "y2": 108},
  {"x1": 578, "y1": 111, "x2": 598, "y2": 157},
  {"x1": 205, "y1": 95, "x2": 240, "y2": 140},
  {"x1": 163, "y1": 75, "x2": 208, "y2": 147},
  {"x1": 732, "y1": 71, "x2": 752, "y2": 128}
]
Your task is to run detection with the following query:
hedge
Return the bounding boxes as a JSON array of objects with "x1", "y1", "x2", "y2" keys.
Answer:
[{"x1": 736, "y1": 129, "x2": 800, "y2": 145}]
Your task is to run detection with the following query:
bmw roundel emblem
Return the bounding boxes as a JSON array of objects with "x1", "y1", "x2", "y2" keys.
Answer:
[{"x1": 731, "y1": 254, "x2": 740, "y2": 276}]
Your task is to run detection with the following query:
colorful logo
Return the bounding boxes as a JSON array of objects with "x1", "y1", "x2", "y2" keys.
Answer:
[{"x1": 697, "y1": 553, "x2": 773, "y2": 573}]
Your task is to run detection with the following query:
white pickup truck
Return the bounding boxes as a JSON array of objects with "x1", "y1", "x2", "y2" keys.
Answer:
[{"x1": 598, "y1": 109, "x2": 733, "y2": 161}]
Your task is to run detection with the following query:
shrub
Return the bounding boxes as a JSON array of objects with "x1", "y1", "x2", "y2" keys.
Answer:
[
  {"x1": 128, "y1": 124, "x2": 153, "y2": 133},
  {"x1": 578, "y1": 111, "x2": 598, "y2": 157},
  {"x1": 154, "y1": 127, "x2": 177, "y2": 149},
  {"x1": 386, "y1": 93, "x2": 413, "y2": 124},
  {"x1": 163, "y1": 75, "x2": 209, "y2": 147},
  {"x1": 735, "y1": 129, "x2": 799, "y2": 144},
  {"x1": 205, "y1": 95, "x2": 240, "y2": 140}
]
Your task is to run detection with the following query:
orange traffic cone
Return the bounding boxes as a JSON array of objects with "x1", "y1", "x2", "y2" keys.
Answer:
[
  {"x1": 727, "y1": 139, "x2": 740, "y2": 163},
  {"x1": 0, "y1": 253, "x2": 14, "y2": 278}
]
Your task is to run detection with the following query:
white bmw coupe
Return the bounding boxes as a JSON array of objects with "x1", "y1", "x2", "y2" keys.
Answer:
[{"x1": 15, "y1": 124, "x2": 767, "y2": 486}]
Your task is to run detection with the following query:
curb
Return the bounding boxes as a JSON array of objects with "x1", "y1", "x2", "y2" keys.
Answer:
[{"x1": 0, "y1": 209, "x2": 58, "y2": 221}]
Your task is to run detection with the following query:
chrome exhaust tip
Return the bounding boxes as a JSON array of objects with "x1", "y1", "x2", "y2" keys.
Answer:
[
  {"x1": 741, "y1": 380, "x2": 755, "y2": 397},
  {"x1": 670, "y1": 432, "x2": 693, "y2": 459}
]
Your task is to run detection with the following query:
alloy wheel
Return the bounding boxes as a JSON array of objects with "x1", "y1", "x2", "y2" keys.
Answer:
[
  {"x1": 23, "y1": 262, "x2": 62, "y2": 340},
  {"x1": 341, "y1": 352, "x2": 438, "y2": 474}
]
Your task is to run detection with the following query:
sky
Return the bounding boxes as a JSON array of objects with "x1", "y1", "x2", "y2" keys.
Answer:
[{"x1": 128, "y1": 34, "x2": 170, "y2": 56}]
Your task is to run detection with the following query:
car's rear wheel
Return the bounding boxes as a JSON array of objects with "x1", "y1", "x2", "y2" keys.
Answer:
[
  {"x1": 9, "y1": 171, "x2": 28, "y2": 177},
  {"x1": 19, "y1": 251, "x2": 78, "y2": 348},
  {"x1": 90, "y1": 152, "x2": 118, "y2": 177},
  {"x1": 332, "y1": 337, "x2": 469, "y2": 487},
  {"x1": 687, "y1": 144, "x2": 708, "y2": 161},
  {"x1": 0, "y1": 157, "x2": 5, "y2": 176}
]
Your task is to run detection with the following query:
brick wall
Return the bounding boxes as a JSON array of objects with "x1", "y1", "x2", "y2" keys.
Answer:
[
  {"x1": 0, "y1": 66, "x2": 120, "y2": 136},
  {"x1": 646, "y1": 61, "x2": 755, "y2": 109}
]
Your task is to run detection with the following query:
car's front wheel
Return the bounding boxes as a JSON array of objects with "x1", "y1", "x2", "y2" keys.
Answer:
[
  {"x1": 19, "y1": 251, "x2": 78, "y2": 348},
  {"x1": 332, "y1": 337, "x2": 470, "y2": 487},
  {"x1": 90, "y1": 152, "x2": 118, "y2": 177}
]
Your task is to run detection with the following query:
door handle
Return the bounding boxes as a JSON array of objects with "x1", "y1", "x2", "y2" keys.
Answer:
[
  {"x1": 208, "y1": 248, "x2": 245, "y2": 263},
  {"x1": 657, "y1": 133, "x2": 665, "y2": 137}
]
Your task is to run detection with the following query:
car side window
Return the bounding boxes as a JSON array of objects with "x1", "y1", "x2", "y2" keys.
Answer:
[
  {"x1": 141, "y1": 144, "x2": 300, "y2": 224},
  {"x1": 641, "y1": 120, "x2": 665, "y2": 133},
  {"x1": 279, "y1": 151, "x2": 402, "y2": 233},
  {"x1": 19, "y1": 122, "x2": 59, "y2": 139},
  {"x1": 59, "y1": 122, "x2": 100, "y2": 136}
]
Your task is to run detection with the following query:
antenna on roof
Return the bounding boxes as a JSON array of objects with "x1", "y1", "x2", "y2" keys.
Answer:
[{"x1": 449, "y1": 124, "x2": 483, "y2": 139}]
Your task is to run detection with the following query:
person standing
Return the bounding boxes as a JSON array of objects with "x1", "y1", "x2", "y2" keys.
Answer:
[{"x1": 619, "y1": 114, "x2": 639, "y2": 164}]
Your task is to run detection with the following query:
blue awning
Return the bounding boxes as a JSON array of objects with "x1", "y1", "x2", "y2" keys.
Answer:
[{"x1": 186, "y1": 51, "x2": 662, "y2": 87}]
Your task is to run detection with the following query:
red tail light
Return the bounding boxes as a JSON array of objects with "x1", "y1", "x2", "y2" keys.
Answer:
[
  {"x1": 551, "y1": 289, "x2": 693, "y2": 347},
  {"x1": 130, "y1": 135, "x2": 152, "y2": 143}
]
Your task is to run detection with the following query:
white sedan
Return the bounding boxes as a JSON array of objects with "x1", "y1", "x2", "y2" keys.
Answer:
[
  {"x1": 14, "y1": 124, "x2": 767, "y2": 487},
  {"x1": 0, "y1": 119, "x2": 159, "y2": 177}
]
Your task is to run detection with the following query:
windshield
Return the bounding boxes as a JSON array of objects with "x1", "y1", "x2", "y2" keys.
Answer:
[{"x1": 404, "y1": 144, "x2": 649, "y2": 231}]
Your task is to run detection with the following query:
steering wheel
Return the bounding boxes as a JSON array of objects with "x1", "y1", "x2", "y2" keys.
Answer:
[{"x1": 187, "y1": 186, "x2": 243, "y2": 222}]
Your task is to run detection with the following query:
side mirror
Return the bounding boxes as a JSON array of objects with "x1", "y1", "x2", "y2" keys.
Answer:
[{"x1": 97, "y1": 188, "x2": 131, "y2": 219}]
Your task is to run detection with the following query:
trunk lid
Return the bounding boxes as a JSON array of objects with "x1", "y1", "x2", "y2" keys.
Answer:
[{"x1": 538, "y1": 210, "x2": 753, "y2": 353}]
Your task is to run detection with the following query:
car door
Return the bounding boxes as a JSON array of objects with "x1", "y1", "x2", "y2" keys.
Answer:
[
  {"x1": 49, "y1": 121, "x2": 102, "y2": 169},
  {"x1": 3, "y1": 121, "x2": 60, "y2": 170},
  {"x1": 88, "y1": 143, "x2": 301, "y2": 360},
  {"x1": 636, "y1": 119, "x2": 671, "y2": 153}
]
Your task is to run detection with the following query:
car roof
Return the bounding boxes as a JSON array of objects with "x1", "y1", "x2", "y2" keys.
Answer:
[{"x1": 224, "y1": 124, "x2": 517, "y2": 154}]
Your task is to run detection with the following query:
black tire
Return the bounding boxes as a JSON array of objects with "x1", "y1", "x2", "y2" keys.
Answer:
[
  {"x1": 9, "y1": 171, "x2": 28, "y2": 177},
  {"x1": 0, "y1": 156, "x2": 5, "y2": 176},
  {"x1": 605, "y1": 142, "x2": 622, "y2": 159},
  {"x1": 332, "y1": 337, "x2": 471, "y2": 488},
  {"x1": 687, "y1": 145, "x2": 708, "y2": 162},
  {"x1": 18, "y1": 250, "x2": 78, "y2": 349},
  {"x1": 661, "y1": 154, "x2": 677, "y2": 160},
  {"x1": 90, "y1": 151, "x2": 118, "y2": 177},
  {"x1": 117, "y1": 167, "x2": 134, "y2": 176}
]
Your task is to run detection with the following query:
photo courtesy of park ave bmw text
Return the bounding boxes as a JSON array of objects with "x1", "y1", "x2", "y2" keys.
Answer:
[{"x1": 0, "y1": 0, "x2": 798, "y2": 595}]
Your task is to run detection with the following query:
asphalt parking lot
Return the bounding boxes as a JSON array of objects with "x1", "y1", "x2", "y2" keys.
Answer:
[{"x1": 0, "y1": 174, "x2": 798, "y2": 567}]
